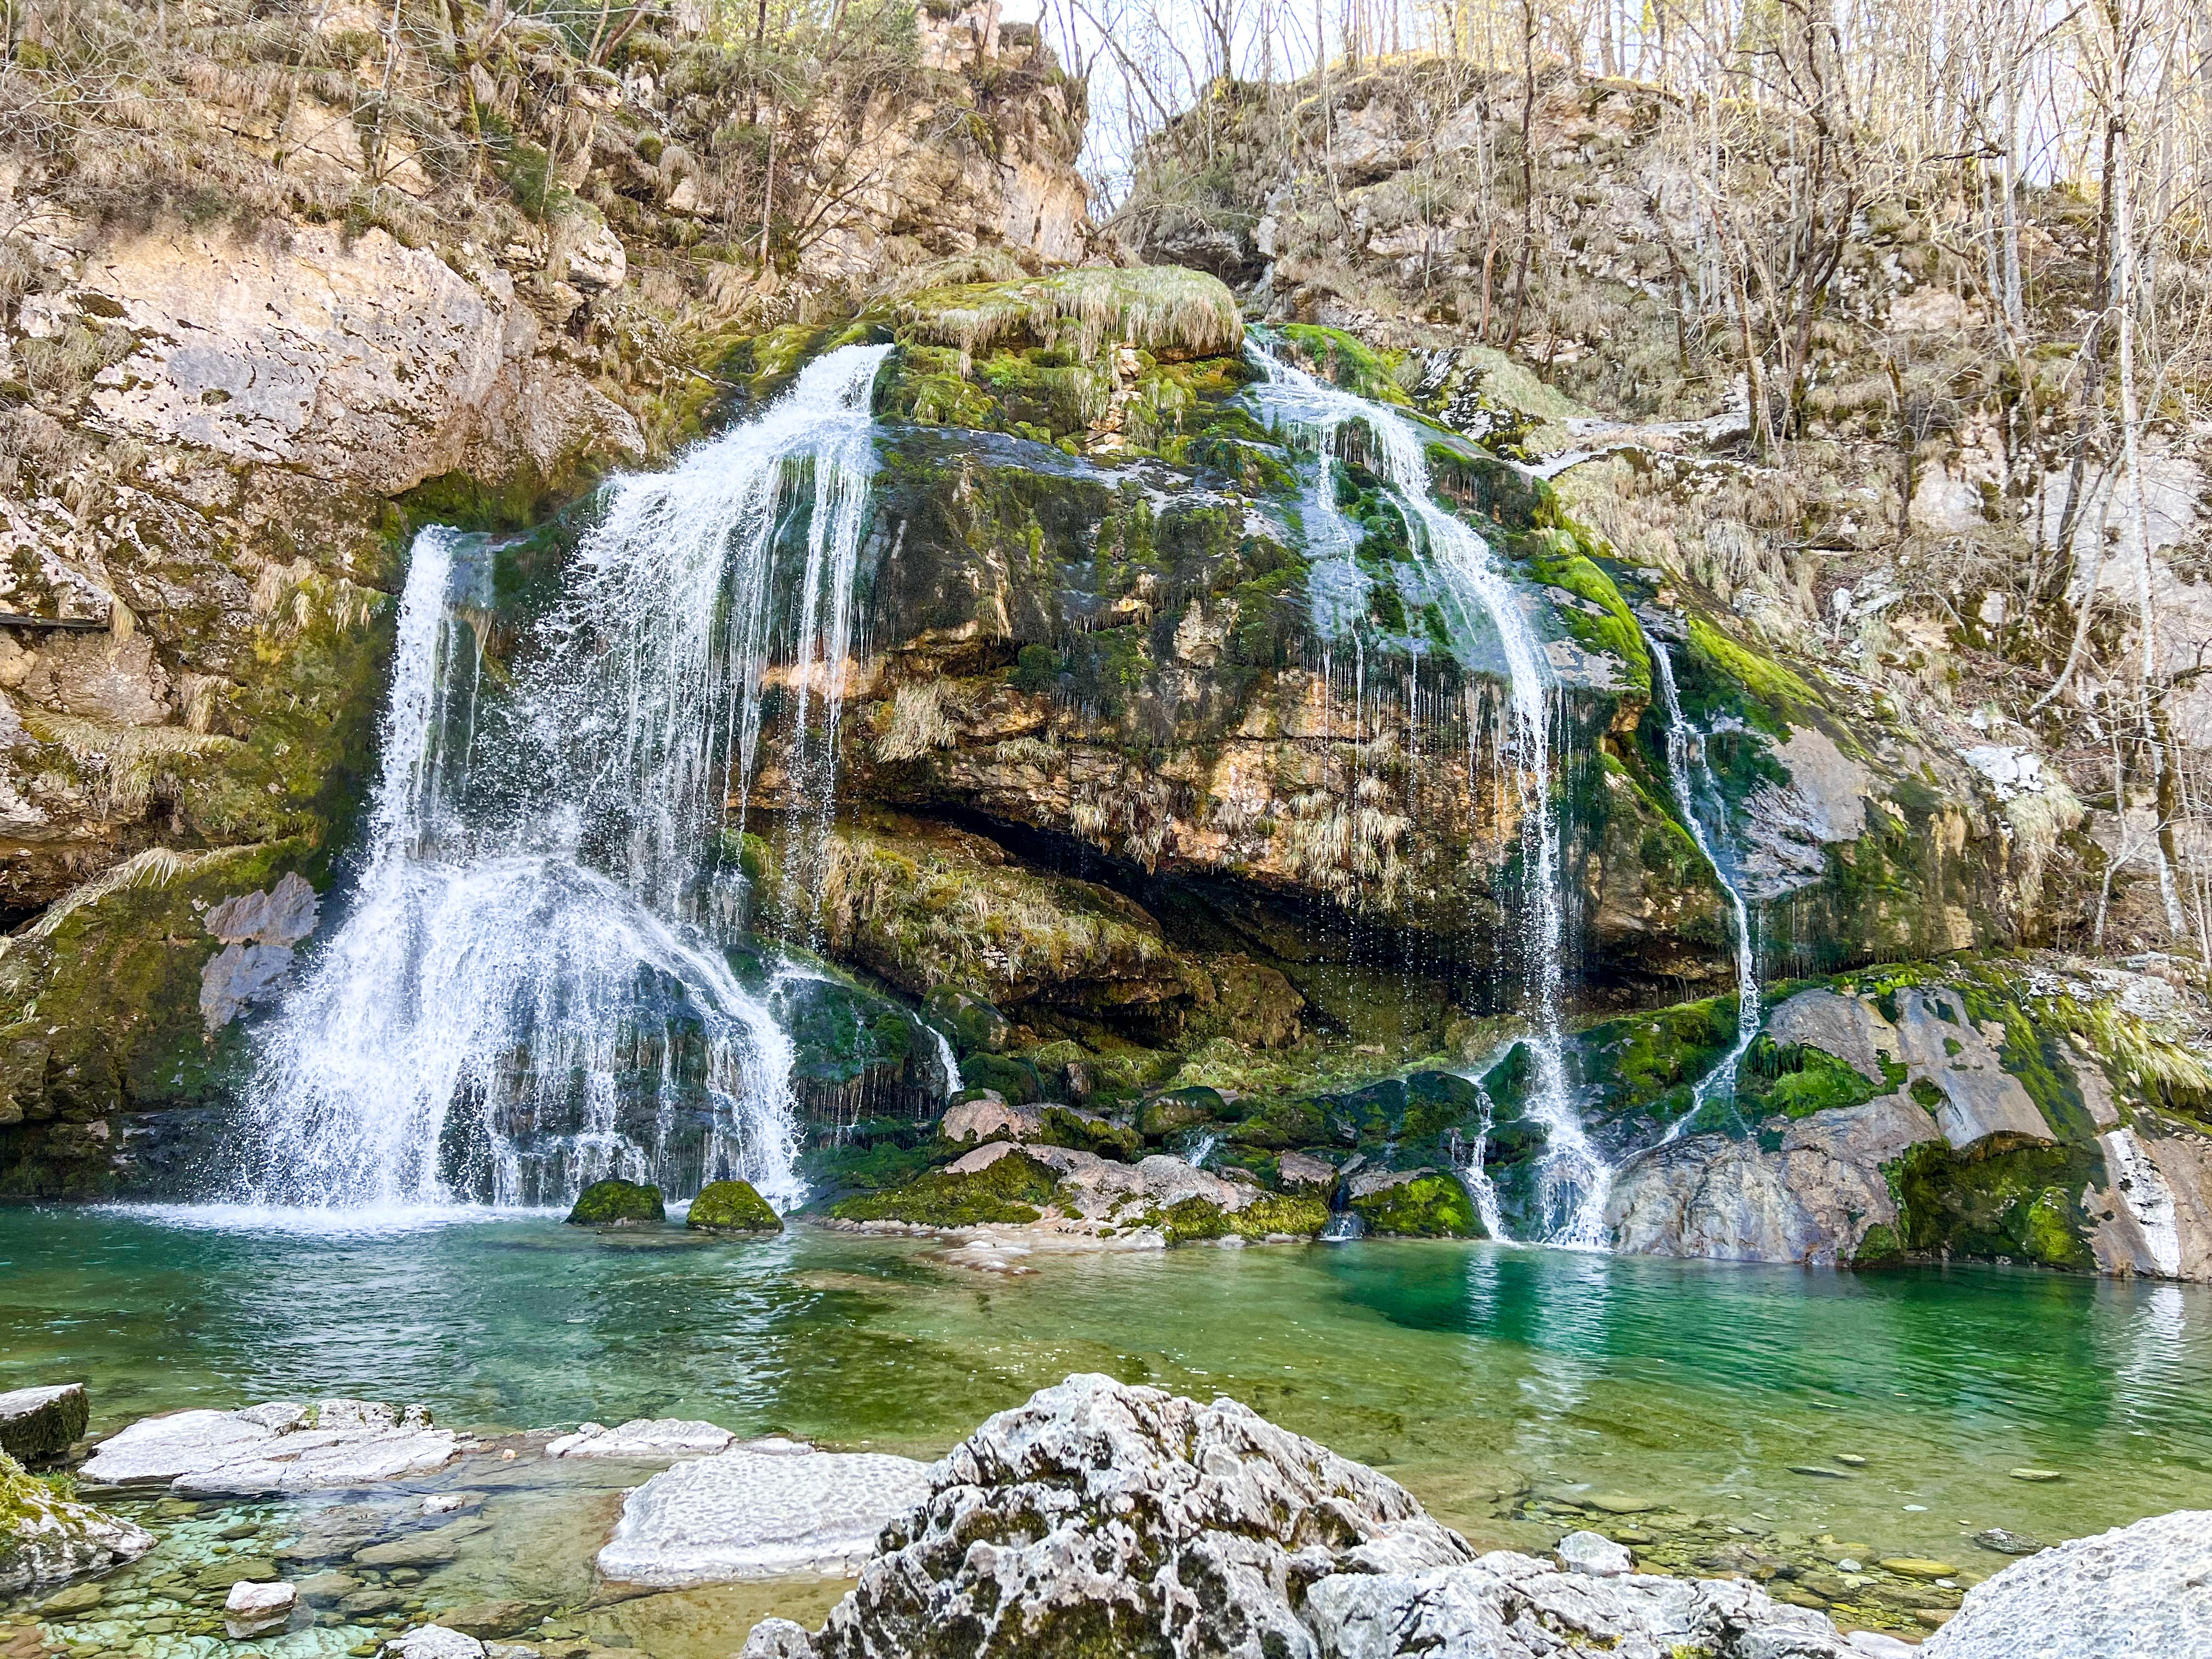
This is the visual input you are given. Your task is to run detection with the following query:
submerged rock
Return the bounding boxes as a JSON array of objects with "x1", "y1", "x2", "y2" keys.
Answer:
[
  {"x1": 0, "y1": 1385, "x2": 89, "y2": 1463},
  {"x1": 687, "y1": 1181, "x2": 783, "y2": 1234},
  {"x1": 597, "y1": 1445, "x2": 932, "y2": 1585},
  {"x1": 566, "y1": 1180, "x2": 665, "y2": 1227},
  {"x1": 749, "y1": 1374, "x2": 1865, "y2": 1659},
  {"x1": 0, "y1": 1448, "x2": 155, "y2": 1594},
  {"x1": 547, "y1": 1419, "x2": 736, "y2": 1458},
  {"x1": 80, "y1": 1399, "x2": 459, "y2": 1494}
]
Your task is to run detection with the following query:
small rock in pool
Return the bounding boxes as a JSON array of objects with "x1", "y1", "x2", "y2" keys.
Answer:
[
  {"x1": 1788, "y1": 1465, "x2": 1854, "y2": 1479},
  {"x1": 435, "y1": 1600, "x2": 539, "y2": 1639},
  {"x1": 0, "y1": 1384, "x2": 90, "y2": 1464},
  {"x1": 2008, "y1": 1466, "x2": 2063, "y2": 1482},
  {"x1": 386, "y1": 1624, "x2": 486, "y2": 1659},
  {"x1": 565, "y1": 1180, "x2": 664, "y2": 1227},
  {"x1": 1973, "y1": 1526, "x2": 2042, "y2": 1555},
  {"x1": 1554, "y1": 1530, "x2": 1633, "y2": 1577},
  {"x1": 1834, "y1": 1453, "x2": 1868, "y2": 1465},
  {"x1": 38, "y1": 1584, "x2": 103, "y2": 1616},
  {"x1": 1878, "y1": 1556, "x2": 1959, "y2": 1578}
]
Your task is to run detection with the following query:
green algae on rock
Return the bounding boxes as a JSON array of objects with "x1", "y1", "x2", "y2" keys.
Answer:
[
  {"x1": 566, "y1": 1180, "x2": 665, "y2": 1228},
  {"x1": 686, "y1": 1182, "x2": 783, "y2": 1235},
  {"x1": 828, "y1": 1149, "x2": 1062, "y2": 1228},
  {"x1": 0, "y1": 1449, "x2": 154, "y2": 1595},
  {"x1": 1348, "y1": 1170, "x2": 1483, "y2": 1239}
]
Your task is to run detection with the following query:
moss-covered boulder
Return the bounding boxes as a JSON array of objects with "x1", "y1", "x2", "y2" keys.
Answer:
[
  {"x1": 828, "y1": 1148, "x2": 1062, "y2": 1228},
  {"x1": 1150, "y1": 1192, "x2": 1331, "y2": 1244},
  {"x1": 1, "y1": 1448, "x2": 155, "y2": 1594},
  {"x1": 686, "y1": 1181, "x2": 782, "y2": 1235},
  {"x1": 1348, "y1": 1170, "x2": 1481, "y2": 1238},
  {"x1": 565, "y1": 1179, "x2": 664, "y2": 1227}
]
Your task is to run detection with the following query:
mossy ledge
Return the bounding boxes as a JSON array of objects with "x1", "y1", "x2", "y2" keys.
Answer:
[{"x1": 565, "y1": 1178, "x2": 665, "y2": 1227}]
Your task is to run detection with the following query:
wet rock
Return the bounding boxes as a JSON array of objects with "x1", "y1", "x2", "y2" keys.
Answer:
[
  {"x1": 939, "y1": 1097, "x2": 1041, "y2": 1147},
  {"x1": 1274, "y1": 1151, "x2": 1338, "y2": 1193},
  {"x1": 597, "y1": 1446, "x2": 932, "y2": 1584},
  {"x1": 686, "y1": 1181, "x2": 783, "y2": 1234},
  {"x1": 295, "y1": 1570, "x2": 362, "y2": 1604},
  {"x1": 1555, "y1": 1530, "x2": 1633, "y2": 1576},
  {"x1": 565, "y1": 1180, "x2": 665, "y2": 1227},
  {"x1": 278, "y1": 1504, "x2": 393, "y2": 1561},
  {"x1": 1878, "y1": 1557, "x2": 1956, "y2": 1578},
  {"x1": 2007, "y1": 1467, "x2": 2062, "y2": 1482},
  {"x1": 0, "y1": 1449, "x2": 155, "y2": 1594},
  {"x1": 353, "y1": 1518, "x2": 489, "y2": 1567},
  {"x1": 0, "y1": 1385, "x2": 88, "y2": 1464},
  {"x1": 546, "y1": 1420, "x2": 735, "y2": 1459},
  {"x1": 1346, "y1": 1168, "x2": 1480, "y2": 1238},
  {"x1": 1892, "y1": 989, "x2": 2052, "y2": 1149},
  {"x1": 343, "y1": 1588, "x2": 407, "y2": 1617},
  {"x1": 38, "y1": 1583, "x2": 102, "y2": 1615},
  {"x1": 437, "y1": 1600, "x2": 539, "y2": 1639},
  {"x1": 388, "y1": 1625, "x2": 487, "y2": 1659},
  {"x1": 224, "y1": 1577, "x2": 297, "y2": 1637},
  {"x1": 1921, "y1": 1509, "x2": 2211, "y2": 1656},
  {"x1": 198, "y1": 1556, "x2": 280, "y2": 1588},
  {"x1": 741, "y1": 1620, "x2": 817, "y2": 1659},
  {"x1": 83, "y1": 1400, "x2": 459, "y2": 1495},
  {"x1": 1970, "y1": 1527, "x2": 2040, "y2": 1555}
]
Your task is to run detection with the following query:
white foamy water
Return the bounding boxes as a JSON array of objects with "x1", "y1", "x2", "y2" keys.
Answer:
[
  {"x1": 244, "y1": 347, "x2": 891, "y2": 1212},
  {"x1": 1649, "y1": 635, "x2": 1760, "y2": 1137},
  {"x1": 1249, "y1": 338, "x2": 1612, "y2": 1248}
]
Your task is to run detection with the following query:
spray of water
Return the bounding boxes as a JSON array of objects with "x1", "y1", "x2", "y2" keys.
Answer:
[
  {"x1": 1647, "y1": 635, "x2": 1760, "y2": 1138},
  {"x1": 244, "y1": 346, "x2": 891, "y2": 1210},
  {"x1": 1248, "y1": 337, "x2": 1611, "y2": 1247}
]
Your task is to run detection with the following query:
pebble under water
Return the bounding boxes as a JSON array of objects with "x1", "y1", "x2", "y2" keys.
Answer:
[{"x1": 4, "y1": 1207, "x2": 2211, "y2": 1655}]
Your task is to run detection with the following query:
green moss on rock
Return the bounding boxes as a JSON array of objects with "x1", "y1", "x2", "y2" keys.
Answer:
[
  {"x1": 828, "y1": 1149, "x2": 1061, "y2": 1228},
  {"x1": 686, "y1": 1180, "x2": 782, "y2": 1234},
  {"x1": 1152, "y1": 1192, "x2": 1330, "y2": 1244},
  {"x1": 566, "y1": 1178, "x2": 665, "y2": 1227},
  {"x1": 1349, "y1": 1171, "x2": 1481, "y2": 1238}
]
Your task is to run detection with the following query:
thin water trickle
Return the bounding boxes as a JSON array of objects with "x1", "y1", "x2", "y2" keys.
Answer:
[
  {"x1": 245, "y1": 346, "x2": 893, "y2": 1211},
  {"x1": 1648, "y1": 635, "x2": 1760, "y2": 1137},
  {"x1": 1248, "y1": 337, "x2": 1611, "y2": 1247}
]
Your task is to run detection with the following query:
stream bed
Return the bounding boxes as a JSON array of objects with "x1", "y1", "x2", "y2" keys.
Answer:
[{"x1": 4, "y1": 1206, "x2": 2210, "y2": 1654}]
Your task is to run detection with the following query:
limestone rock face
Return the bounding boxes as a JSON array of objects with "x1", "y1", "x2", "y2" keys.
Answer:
[
  {"x1": 84, "y1": 226, "x2": 642, "y2": 498},
  {"x1": 1608, "y1": 1096, "x2": 1938, "y2": 1265},
  {"x1": 0, "y1": 1448, "x2": 155, "y2": 1594},
  {"x1": 597, "y1": 1446, "x2": 932, "y2": 1585},
  {"x1": 546, "y1": 1419, "x2": 736, "y2": 1459},
  {"x1": 80, "y1": 1399, "x2": 459, "y2": 1494},
  {"x1": 1920, "y1": 1509, "x2": 2212, "y2": 1658}
]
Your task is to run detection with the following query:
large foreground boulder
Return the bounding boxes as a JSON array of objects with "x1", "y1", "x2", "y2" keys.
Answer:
[
  {"x1": 80, "y1": 1398, "x2": 460, "y2": 1494},
  {"x1": 1, "y1": 1449, "x2": 155, "y2": 1594},
  {"x1": 744, "y1": 1374, "x2": 1858, "y2": 1659},
  {"x1": 1922, "y1": 1508, "x2": 2211, "y2": 1656}
]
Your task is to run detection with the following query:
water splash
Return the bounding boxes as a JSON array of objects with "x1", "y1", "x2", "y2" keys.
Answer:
[
  {"x1": 244, "y1": 346, "x2": 891, "y2": 1211},
  {"x1": 1248, "y1": 337, "x2": 1611, "y2": 1248},
  {"x1": 1647, "y1": 634, "x2": 1760, "y2": 1138},
  {"x1": 924, "y1": 1024, "x2": 963, "y2": 1101}
]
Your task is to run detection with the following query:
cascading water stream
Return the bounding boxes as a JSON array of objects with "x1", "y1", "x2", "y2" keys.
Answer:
[
  {"x1": 1647, "y1": 636, "x2": 1760, "y2": 1137},
  {"x1": 244, "y1": 346, "x2": 892, "y2": 1211},
  {"x1": 1248, "y1": 337, "x2": 1612, "y2": 1247}
]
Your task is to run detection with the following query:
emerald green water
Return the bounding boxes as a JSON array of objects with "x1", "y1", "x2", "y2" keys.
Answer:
[{"x1": 4, "y1": 1205, "x2": 2210, "y2": 1575}]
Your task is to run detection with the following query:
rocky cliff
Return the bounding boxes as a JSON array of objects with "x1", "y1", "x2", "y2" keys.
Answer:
[{"x1": 4, "y1": 18, "x2": 2210, "y2": 1287}]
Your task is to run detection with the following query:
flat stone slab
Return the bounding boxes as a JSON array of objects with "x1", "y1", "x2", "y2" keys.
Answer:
[
  {"x1": 597, "y1": 1448, "x2": 932, "y2": 1585},
  {"x1": 81, "y1": 1399, "x2": 459, "y2": 1494},
  {"x1": 0, "y1": 1384, "x2": 89, "y2": 1462},
  {"x1": 546, "y1": 1418, "x2": 736, "y2": 1459}
]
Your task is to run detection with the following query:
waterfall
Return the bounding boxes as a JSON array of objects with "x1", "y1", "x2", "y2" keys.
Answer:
[
  {"x1": 1249, "y1": 337, "x2": 1612, "y2": 1248},
  {"x1": 925, "y1": 1024, "x2": 963, "y2": 1101},
  {"x1": 243, "y1": 345, "x2": 891, "y2": 1211},
  {"x1": 1458, "y1": 1085, "x2": 1509, "y2": 1241},
  {"x1": 1648, "y1": 635, "x2": 1761, "y2": 1137}
]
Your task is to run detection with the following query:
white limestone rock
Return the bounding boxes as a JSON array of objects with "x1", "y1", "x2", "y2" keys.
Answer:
[
  {"x1": 1555, "y1": 1528, "x2": 1633, "y2": 1577},
  {"x1": 752, "y1": 1374, "x2": 1870, "y2": 1659},
  {"x1": 546, "y1": 1418, "x2": 735, "y2": 1459},
  {"x1": 387, "y1": 1624, "x2": 487, "y2": 1659},
  {"x1": 802, "y1": 1372, "x2": 1474, "y2": 1659},
  {"x1": 1306, "y1": 1554, "x2": 1853, "y2": 1658},
  {"x1": 82, "y1": 1399, "x2": 459, "y2": 1494},
  {"x1": 1, "y1": 1449, "x2": 156, "y2": 1594},
  {"x1": 224, "y1": 1576, "x2": 297, "y2": 1636},
  {"x1": 597, "y1": 1447, "x2": 932, "y2": 1585},
  {"x1": 1920, "y1": 1508, "x2": 2212, "y2": 1658}
]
